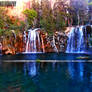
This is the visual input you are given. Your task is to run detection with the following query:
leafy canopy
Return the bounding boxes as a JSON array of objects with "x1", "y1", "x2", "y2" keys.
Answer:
[{"x1": 23, "y1": 9, "x2": 37, "y2": 28}]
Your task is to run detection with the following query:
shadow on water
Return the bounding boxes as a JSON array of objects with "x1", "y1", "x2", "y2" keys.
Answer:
[
  {"x1": 0, "y1": 61, "x2": 92, "y2": 92},
  {"x1": 1, "y1": 52, "x2": 92, "y2": 60}
]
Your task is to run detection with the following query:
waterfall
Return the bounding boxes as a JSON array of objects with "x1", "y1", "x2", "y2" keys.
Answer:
[
  {"x1": 26, "y1": 28, "x2": 45, "y2": 53},
  {"x1": 66, "y1": 26, "x2": 87, "y2": 53},
  {"x1": 53, "y1": 35, "x2": 58, "y2": 52},
  {"x1": 24, "y1": 31, "x2": 26, "y2": 43}
]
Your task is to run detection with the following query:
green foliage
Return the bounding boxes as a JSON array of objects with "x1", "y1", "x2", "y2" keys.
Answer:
[
  {"x1": 70, "y1": 0, "x2": 89, "y2": 25},
  {"x1": 55, "y1": 12, "x2": 66, "y2": 31},
  {"x1": 40, "y1": 15, "x2": 55, "y2": 35},
  {"x1": 36, "y1": 59, "x2": 40, "y2": 63},
  {"x1": 86, "y1": 0, "x2": 92, "y2": 5},
  {"x1": 88, "y1": 2, "x2": 92, "y2": 5},
  {"x1": 0, "y1": 7, "x2": 26, "y2": 51},
  {"x1": 0, "y1": 7, "x2": 26, "y2": 43},
  {"x1": 0, "y1": 29, "x2": 4, "y2": 36},
  {"x1": 38, "y1": 0, "x2": 67, "y2": 35},
  {"x1": 23, "y1": 9, "x2": 37, "y2": 28},
  {"x1": 23, "y1": 9, "x2": 37, "y2": 19},
  {"x1": 0, "y1": 7, "x2": 25, "y2": 31},
  {"x1": 0, "y1": 7, "x2": 9, "y2": 28}
]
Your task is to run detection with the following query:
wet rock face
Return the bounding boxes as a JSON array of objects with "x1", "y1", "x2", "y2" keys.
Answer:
[
  {"x1": 2, "y1": 46, "x2": 15, "y2": 55},
  {"x1": 54, "y1": 32, "x2": 68, "y2": 52},
  {"x1": 2, "y1": 32, "x2": 25, "y2": 55},
  {"x1": 86, "y1": 25, "x2": 92, "y2": 35},
  {"x1": 2, "y1": 29, "x2": 68, "y2": 54},
  {"x1": 41, "y1": 31, "x2": 68, "y2": 52},
  {"x1": 39, "y1": 32, "x2": 54, "y2": 52}
]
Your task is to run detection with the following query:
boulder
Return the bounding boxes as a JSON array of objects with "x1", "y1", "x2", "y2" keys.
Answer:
[{"x1": 2, "y1": 46, "x2": 16, "y2": 55}]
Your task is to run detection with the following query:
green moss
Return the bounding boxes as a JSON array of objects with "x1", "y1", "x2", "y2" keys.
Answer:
[{"x1": 36, "y1": 59, "x2": 40, "y2": 63}]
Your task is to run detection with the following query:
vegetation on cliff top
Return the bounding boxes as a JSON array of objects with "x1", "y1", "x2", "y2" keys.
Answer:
[
  {"x1": 0, "y1": 0, "x2": 92, "y2": 36},
  {"x1": 0, "y1": 7, "x2": 25, "y2": 54},
  {"x1": 23, "y1": 0, "x2": 92, "y2": 35},
  {"x1": 23, "y1": 0, "x2": 71, "y2": 35},
  {"x1": 23, "y1": 9, "x2": 37, "y2": 29}
]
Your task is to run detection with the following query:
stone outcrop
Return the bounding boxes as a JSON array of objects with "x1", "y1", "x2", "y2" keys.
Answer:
[
  {"x1": 54, "y1": 32, "x2": 68, "y2": 52},
  {"x1": 2, "y1": 31, "x2": 25, "y2": 55},
  {"x1": 40, "y1": 31, "x2": 68, "y2": 52},
  {"x1": 1, "y1": 29, "x2": 68, "y2": 55}
]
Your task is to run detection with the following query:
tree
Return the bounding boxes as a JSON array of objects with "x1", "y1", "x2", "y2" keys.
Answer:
[
  {"x1": 0, "y1": 7, "x2": 11, "y2": 29},
  {"x1": 23, "y1": 9, "x2": 37, "y2": 28},
  {"x1": 86, "y1": 0, "x2": 92, "y2": 22},
  {"x1": 31, "y1": 0, "x2": 41, "y2": 27},
  {"x1": 0, "y1": 7, "x2": 25, "y2": 31},
  {"x1": 39, "y1": 0, "x2": 55, "y2": 35},
  {"x1": 70, "y1": 0, "x2": 88, "y2": 25},
  {"x1": 53, "y1": 0, "x2": 69, "y2": 29}
]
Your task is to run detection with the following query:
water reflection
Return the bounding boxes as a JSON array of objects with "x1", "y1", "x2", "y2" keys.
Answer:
[
  {"x1": 0, "y1": 61, "x2": 92, "y2": 92},
  {"x1": 68, "y1": 62, "x2": 75, "y2": 78},
  {"x1": 68, "y1": 61, "x2": 84, "y2": 81},
  {"x1": 22, "y1": 61, "x2": 92, "y2": 83},
  {"x1": 78, "y1": 62, "x2": 84, "y2": 80},
  {"x1": 90, "y1": 72, "x2": 92, "y2": 82},
  {"x1": 24, "y1": 62, "x2": 37, "y2": 77}
]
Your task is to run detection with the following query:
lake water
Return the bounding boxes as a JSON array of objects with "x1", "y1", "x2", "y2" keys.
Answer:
[
  {"x1": 0, "y1": 52, "x2": 92, "y2": 92},
  {"x1": 0, "y1": 61, "x2": 92, "y2": 92}
]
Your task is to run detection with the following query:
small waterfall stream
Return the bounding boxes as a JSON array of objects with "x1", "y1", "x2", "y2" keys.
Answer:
[
  {"x1": 66, "y1": 26, "x2": 87, "y2": 53},
  {"x1": 26, "y1": 28, "x2": 45, "y2": 53}
]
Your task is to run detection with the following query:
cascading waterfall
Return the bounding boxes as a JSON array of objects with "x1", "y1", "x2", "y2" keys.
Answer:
[
  {"x1": 26, "y1": 28, "x2": 45, "y2": 53},
  {"x1": 66, "y1": 26, "x2": 87, "y2": 53}
]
